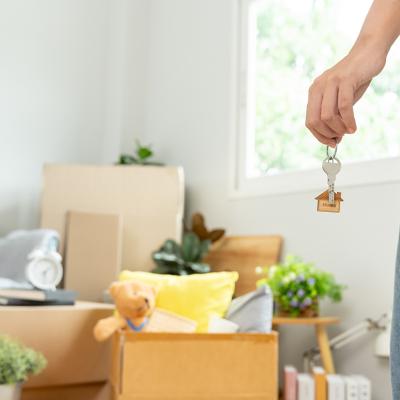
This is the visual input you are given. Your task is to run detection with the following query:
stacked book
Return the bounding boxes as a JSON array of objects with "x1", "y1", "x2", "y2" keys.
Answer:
[
  {"x1": 0, "y1": 288, "x2": 76, "y2": 306},
  {"x1": 284, "y1": 365, "x2": 371, "y2": 400}
]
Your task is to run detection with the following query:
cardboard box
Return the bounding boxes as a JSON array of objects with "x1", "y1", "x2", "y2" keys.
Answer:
[
  {"x1": 40, "y1": 165, "x2": 184, "y2": 270},
  {"x1": 22, "y1": 382, "x2": 111, "y2": 400},
  {"x1": 112, "y1": 332, "x2": 278, "y2": 400},
  {"x1": 64, "y1": 211, "x2": 122, "y2": 301},
  {"x1": 0, "y1": 302, "x2": 114, "y2": 388}
]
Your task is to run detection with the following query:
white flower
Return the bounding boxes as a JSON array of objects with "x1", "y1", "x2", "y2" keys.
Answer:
[
  {"x1": 269, "y1": 265, "x2": 277, "y2": 277},
  {"x1": 282, "y1": 276, "x2": 290, "y2": 284},
  {"x1": 255, "y1": 266, "x2": 263, "y2": 275},
  {"x1": 288, "y1": 272, "x2": 296, "y2": 281}
]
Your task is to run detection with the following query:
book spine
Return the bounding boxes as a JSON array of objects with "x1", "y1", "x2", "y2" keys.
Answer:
[
  {"x1": 345, "y1": 379, "x2": 358, "y2": 400},
  {"x1": 283, "y1": 367, "x2": 297, "y2": 400}
]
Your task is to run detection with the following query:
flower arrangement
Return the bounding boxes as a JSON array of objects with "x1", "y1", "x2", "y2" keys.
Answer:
[
  {"x1": 257, "y1": 255, "x2": 345, "y2": 317},
  {"x1": 0, "y1": 336, "x2": 47, "y2": 385}
]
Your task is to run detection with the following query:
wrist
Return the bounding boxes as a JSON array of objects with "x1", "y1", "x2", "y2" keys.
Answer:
[
  {"x1": 351, "y1": 34, "x2": 390, "y2": 59},
  {"x1": 346, "y1": 35, "x2": 388, "y2": 74}
]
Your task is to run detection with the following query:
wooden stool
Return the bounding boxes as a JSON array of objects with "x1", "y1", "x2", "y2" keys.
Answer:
[{"x1": 272, "y1": 316, "x2": 340, "y2": 374}]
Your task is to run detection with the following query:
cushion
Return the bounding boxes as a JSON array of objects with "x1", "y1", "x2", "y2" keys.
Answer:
[
  {"x1": 225, "y1": 285, "x2": 273, "y2": 333},
  {"x1": 208, "y1": 315, "x2": 239, "y2": 333},
  {"x1": 119, "y1": 271, "x2": 238, "y2": 332}
]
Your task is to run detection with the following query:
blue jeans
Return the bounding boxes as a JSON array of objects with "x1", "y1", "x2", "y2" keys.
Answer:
[{"x1": 392, "y1": 234, "x2": 400, "y2": 399}]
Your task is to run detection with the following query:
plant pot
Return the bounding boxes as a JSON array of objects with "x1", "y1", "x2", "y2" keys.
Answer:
[
  {"x1": 275, "y1": 298, "x2": 319, "y2": 318},
  {"x1": 0, "y1": 384, "x2": 22, "y2": 400}
]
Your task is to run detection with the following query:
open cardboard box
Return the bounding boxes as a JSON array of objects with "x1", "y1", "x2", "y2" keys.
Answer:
[
  {"x1": 111, "y1": 331, "x2": 278, "y2": 400},
  {"x1": 0, "y1": 302, "x2": 114, "y2": 400}
]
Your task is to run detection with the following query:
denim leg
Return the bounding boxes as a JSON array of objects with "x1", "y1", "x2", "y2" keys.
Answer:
[{"x1": 391, "y1": 233, "x2": 400, "y2": 399}]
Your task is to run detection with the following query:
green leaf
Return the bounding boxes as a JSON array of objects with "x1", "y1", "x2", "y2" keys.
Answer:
[
  {"x1": 118, "y1": 154, "x2": 138, "y2": 165},
  {"x1": 182, "y1": 233, "x2": 201, "y2": 262},
  {"x1": 137, "y1": 147, "x2": 153, "y2": 160},
  {"x1": 152, "y1": 252, "x2": 183, "y2": 265},
  {"x1": 187, "y1": 262, "x2": 211, "y2": 274},
  {"x1": 135, "y1": 140, "x2": 153, "y2": 160},
  {"x1": 159, "y1": 239, "x2": 181, "y2": 256},
  {"x1": 198, "y1": 239, "x2": 211, "y2": 260}
]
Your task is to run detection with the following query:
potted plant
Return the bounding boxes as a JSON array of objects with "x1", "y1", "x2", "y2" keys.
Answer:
[
  {"x1": 117, "y1": 140, "x2": 163, "y2": 166},
  {"x1": 257, "y1": 255, "x2": 345, "y2": 317},
  {"x1": 152, "y1": 232, "x2": 211, "y2": 275},
  {"x1": 0, "y1": 336, "x2": 47, "y2": 400}
]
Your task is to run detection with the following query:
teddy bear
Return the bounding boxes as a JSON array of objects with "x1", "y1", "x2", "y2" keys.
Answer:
[{"x1": 93, "y1": 280, "x2": 157, "y2": 342}]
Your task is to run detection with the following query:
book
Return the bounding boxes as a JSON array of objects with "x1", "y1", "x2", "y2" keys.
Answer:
[
  {"x1": 344, "y1": 376, "x2": 359, "y2": 400},
  {"x1": 313, "y1": 367, "x2": 327, "y2": 400},
  {"x1": 0, "y1": 288, "x2": 76, "y2": 302},
  {"x1": 352, "y1": 375, "x2": 371, "y2": 400},
  {"x1": 65, "y1": 211, "x2": 122, "y2": 301},
  {"x1": 283, "y1": 365, "x2": 297, "y2": 400},
  {"x1": 297, "y1": 373, "x2": 314, "y2": 400},
  {"x1": 145, "y1": 308, "x2": 197, "y2": 333},
  {"x1": 0, "y1": 297, "x2": 75, "y2": 306},
  {"x1": 326, "y1": 374, "x2": 345, "y2": 400}
]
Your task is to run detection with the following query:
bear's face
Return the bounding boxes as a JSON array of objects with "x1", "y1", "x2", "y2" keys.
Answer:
[{"x1": 109, "y1": 281, "x2": 156, "y2": 321}]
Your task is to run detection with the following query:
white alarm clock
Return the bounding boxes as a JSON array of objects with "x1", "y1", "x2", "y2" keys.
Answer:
[{"x1": 26, "y1": 249, "x2": 63, "y2": 290}]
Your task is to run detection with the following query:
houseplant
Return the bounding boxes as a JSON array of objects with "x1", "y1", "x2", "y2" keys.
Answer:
[
  {"x1": 257, "y1": 255, "x2": 345, "y2": 317},
  {"x1": 0, "y1": 336, "x2": 47, "y2": 400},
  {"x1": 118, "y1": 140, "x2": 163, "y2": 166},
  {"x1": 152, "y1": 232, "x2": 211, "y2": 275}
]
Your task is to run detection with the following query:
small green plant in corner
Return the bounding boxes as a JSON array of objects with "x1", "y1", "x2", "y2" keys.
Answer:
[
  {"x1": 0, "y1": 336, "x2": 47, "y2": 385},
  {"x1": 118, "y1": 140, "x2": 163, "y2": 166},
  {"x1": 257, "y1": 255, "x2": 345, "y2": 317},
  {"x1": 152, "y1": 232, "x2": 211, "y2": 275}
]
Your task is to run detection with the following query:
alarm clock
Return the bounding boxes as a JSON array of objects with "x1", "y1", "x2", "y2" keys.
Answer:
[
  {"x1": 26, "y1": 249, "x2": 63, "y2": 290},
  {"x1": 25, "y1": 232, "x2": 63, "y2": 291}
]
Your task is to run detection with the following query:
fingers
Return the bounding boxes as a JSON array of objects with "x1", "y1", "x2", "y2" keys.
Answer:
[
  {"x1": 309, "y1": 128, "x2": 337, "y2": 148},
  {"x1": 306, "y1": 76, "x2": 358, "y2": 146},
  {"x1": 338, "y1": 81, "x2": 357, "y2": 133},
  {"x1": 306, "y1": 83, "x2": 340, "y2": 146},
  {"x1": 320, "y1": 82, "x2": 348, "y2": 136}
]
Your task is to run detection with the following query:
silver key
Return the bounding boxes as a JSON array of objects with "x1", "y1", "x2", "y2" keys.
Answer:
[
  {"x1": 322, "y1": 158, "x2": 341, "y2": 204},
  {"x1": 323, "y1": 158, "x2": 341, "y2": 185}
]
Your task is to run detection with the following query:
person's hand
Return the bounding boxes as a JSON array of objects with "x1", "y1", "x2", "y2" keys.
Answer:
[{"x1": 306, "y1": 42, "x2": 387, "y2": 147}]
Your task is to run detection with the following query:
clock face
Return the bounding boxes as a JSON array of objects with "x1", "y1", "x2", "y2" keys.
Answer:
[{"x1": 26, "y1": 256, "x2": 63, "y2": 290}]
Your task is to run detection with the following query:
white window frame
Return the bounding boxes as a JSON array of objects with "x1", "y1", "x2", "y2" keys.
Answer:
[{"x1": 229, "y1": 0, "x2": 400, "y2": 199}]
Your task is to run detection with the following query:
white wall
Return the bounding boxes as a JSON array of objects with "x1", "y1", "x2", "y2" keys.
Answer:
[
  {"x1": 122, "y1": 1, "x2": 399, "y2": 398},
  {"x1": 0, "y1": 0, "x2": 123, "y2": 234}
]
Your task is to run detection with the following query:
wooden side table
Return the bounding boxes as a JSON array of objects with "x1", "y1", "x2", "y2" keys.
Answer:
[{"x1": 272, "y1": 316, "x2": 340, "y2": 374}]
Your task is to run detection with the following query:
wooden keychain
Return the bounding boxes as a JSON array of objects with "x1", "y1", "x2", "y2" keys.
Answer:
[{"x1": 315, "y1": 142, "x2": 343, "y2": 213}]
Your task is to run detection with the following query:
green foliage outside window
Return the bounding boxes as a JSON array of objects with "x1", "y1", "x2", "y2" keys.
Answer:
[{"x1": 252, "y1": 0, "x2": 400, "y2": 176}]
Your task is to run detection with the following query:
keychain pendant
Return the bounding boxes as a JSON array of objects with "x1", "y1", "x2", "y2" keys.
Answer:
[
  {"x1": 315, "y1": 190, "x2": 343, "y2": 213},
  {"x1": 316, "y1": 144, "x2": 344, "y2": 213}
]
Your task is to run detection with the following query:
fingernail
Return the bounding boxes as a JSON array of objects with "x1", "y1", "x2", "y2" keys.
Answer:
[{"x1": 348, "y1": 127, "x2": 356, "y2": 134}]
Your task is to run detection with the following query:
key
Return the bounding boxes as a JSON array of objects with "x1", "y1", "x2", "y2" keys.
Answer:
[{"x1": 322, "y1": 158, "x2": 341, "y2": 204}]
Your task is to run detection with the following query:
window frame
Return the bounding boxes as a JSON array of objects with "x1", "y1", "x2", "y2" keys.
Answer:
[{"x1": 229, "y1": 0, "x2": 400, "y2": 199}]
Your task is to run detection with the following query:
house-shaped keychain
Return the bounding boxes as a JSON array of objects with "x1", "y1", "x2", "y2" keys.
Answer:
[{"x1": 315, "y1": 190, "x2": 343, "y2": 213}]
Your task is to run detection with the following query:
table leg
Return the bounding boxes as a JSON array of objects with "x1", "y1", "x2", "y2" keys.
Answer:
[{"x1": 315, "y1": 324, "x2": 335, "y2": 374}]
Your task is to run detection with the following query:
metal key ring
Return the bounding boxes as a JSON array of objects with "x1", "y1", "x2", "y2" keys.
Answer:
[{"x1": 326, "y1": 142, "x2": 338, "y2": 159}]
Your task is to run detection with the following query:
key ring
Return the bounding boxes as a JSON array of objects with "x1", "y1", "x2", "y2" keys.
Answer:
[{"x1": 326, "y1": 141, "x2": 338, "y2": 160}]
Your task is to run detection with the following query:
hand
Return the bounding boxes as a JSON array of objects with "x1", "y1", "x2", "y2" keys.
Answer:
[{"x1": 305, "y1": 41, "x2": 387, "y2": 147}]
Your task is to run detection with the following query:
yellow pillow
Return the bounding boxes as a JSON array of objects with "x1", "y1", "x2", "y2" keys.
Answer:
[{"x1": 118, "y1": 271, "x2": 238, "y2": 332}]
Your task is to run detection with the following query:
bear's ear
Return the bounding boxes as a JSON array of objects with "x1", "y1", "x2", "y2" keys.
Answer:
[{"x1": 109, "y1": 282, "x2": 123, "y2": 298}]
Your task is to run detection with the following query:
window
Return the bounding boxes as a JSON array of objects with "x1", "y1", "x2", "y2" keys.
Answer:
[{"x1": 233, "y1": 0, "x2": 400, "y2": 196}]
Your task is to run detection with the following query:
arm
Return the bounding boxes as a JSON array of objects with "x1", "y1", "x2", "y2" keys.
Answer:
[
  {"x1": 306, "y1": 0, "x2": 400, "y2": 147},
  {"x1": 93, "y1": 316, "x2": 127, "y2": 342}
]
